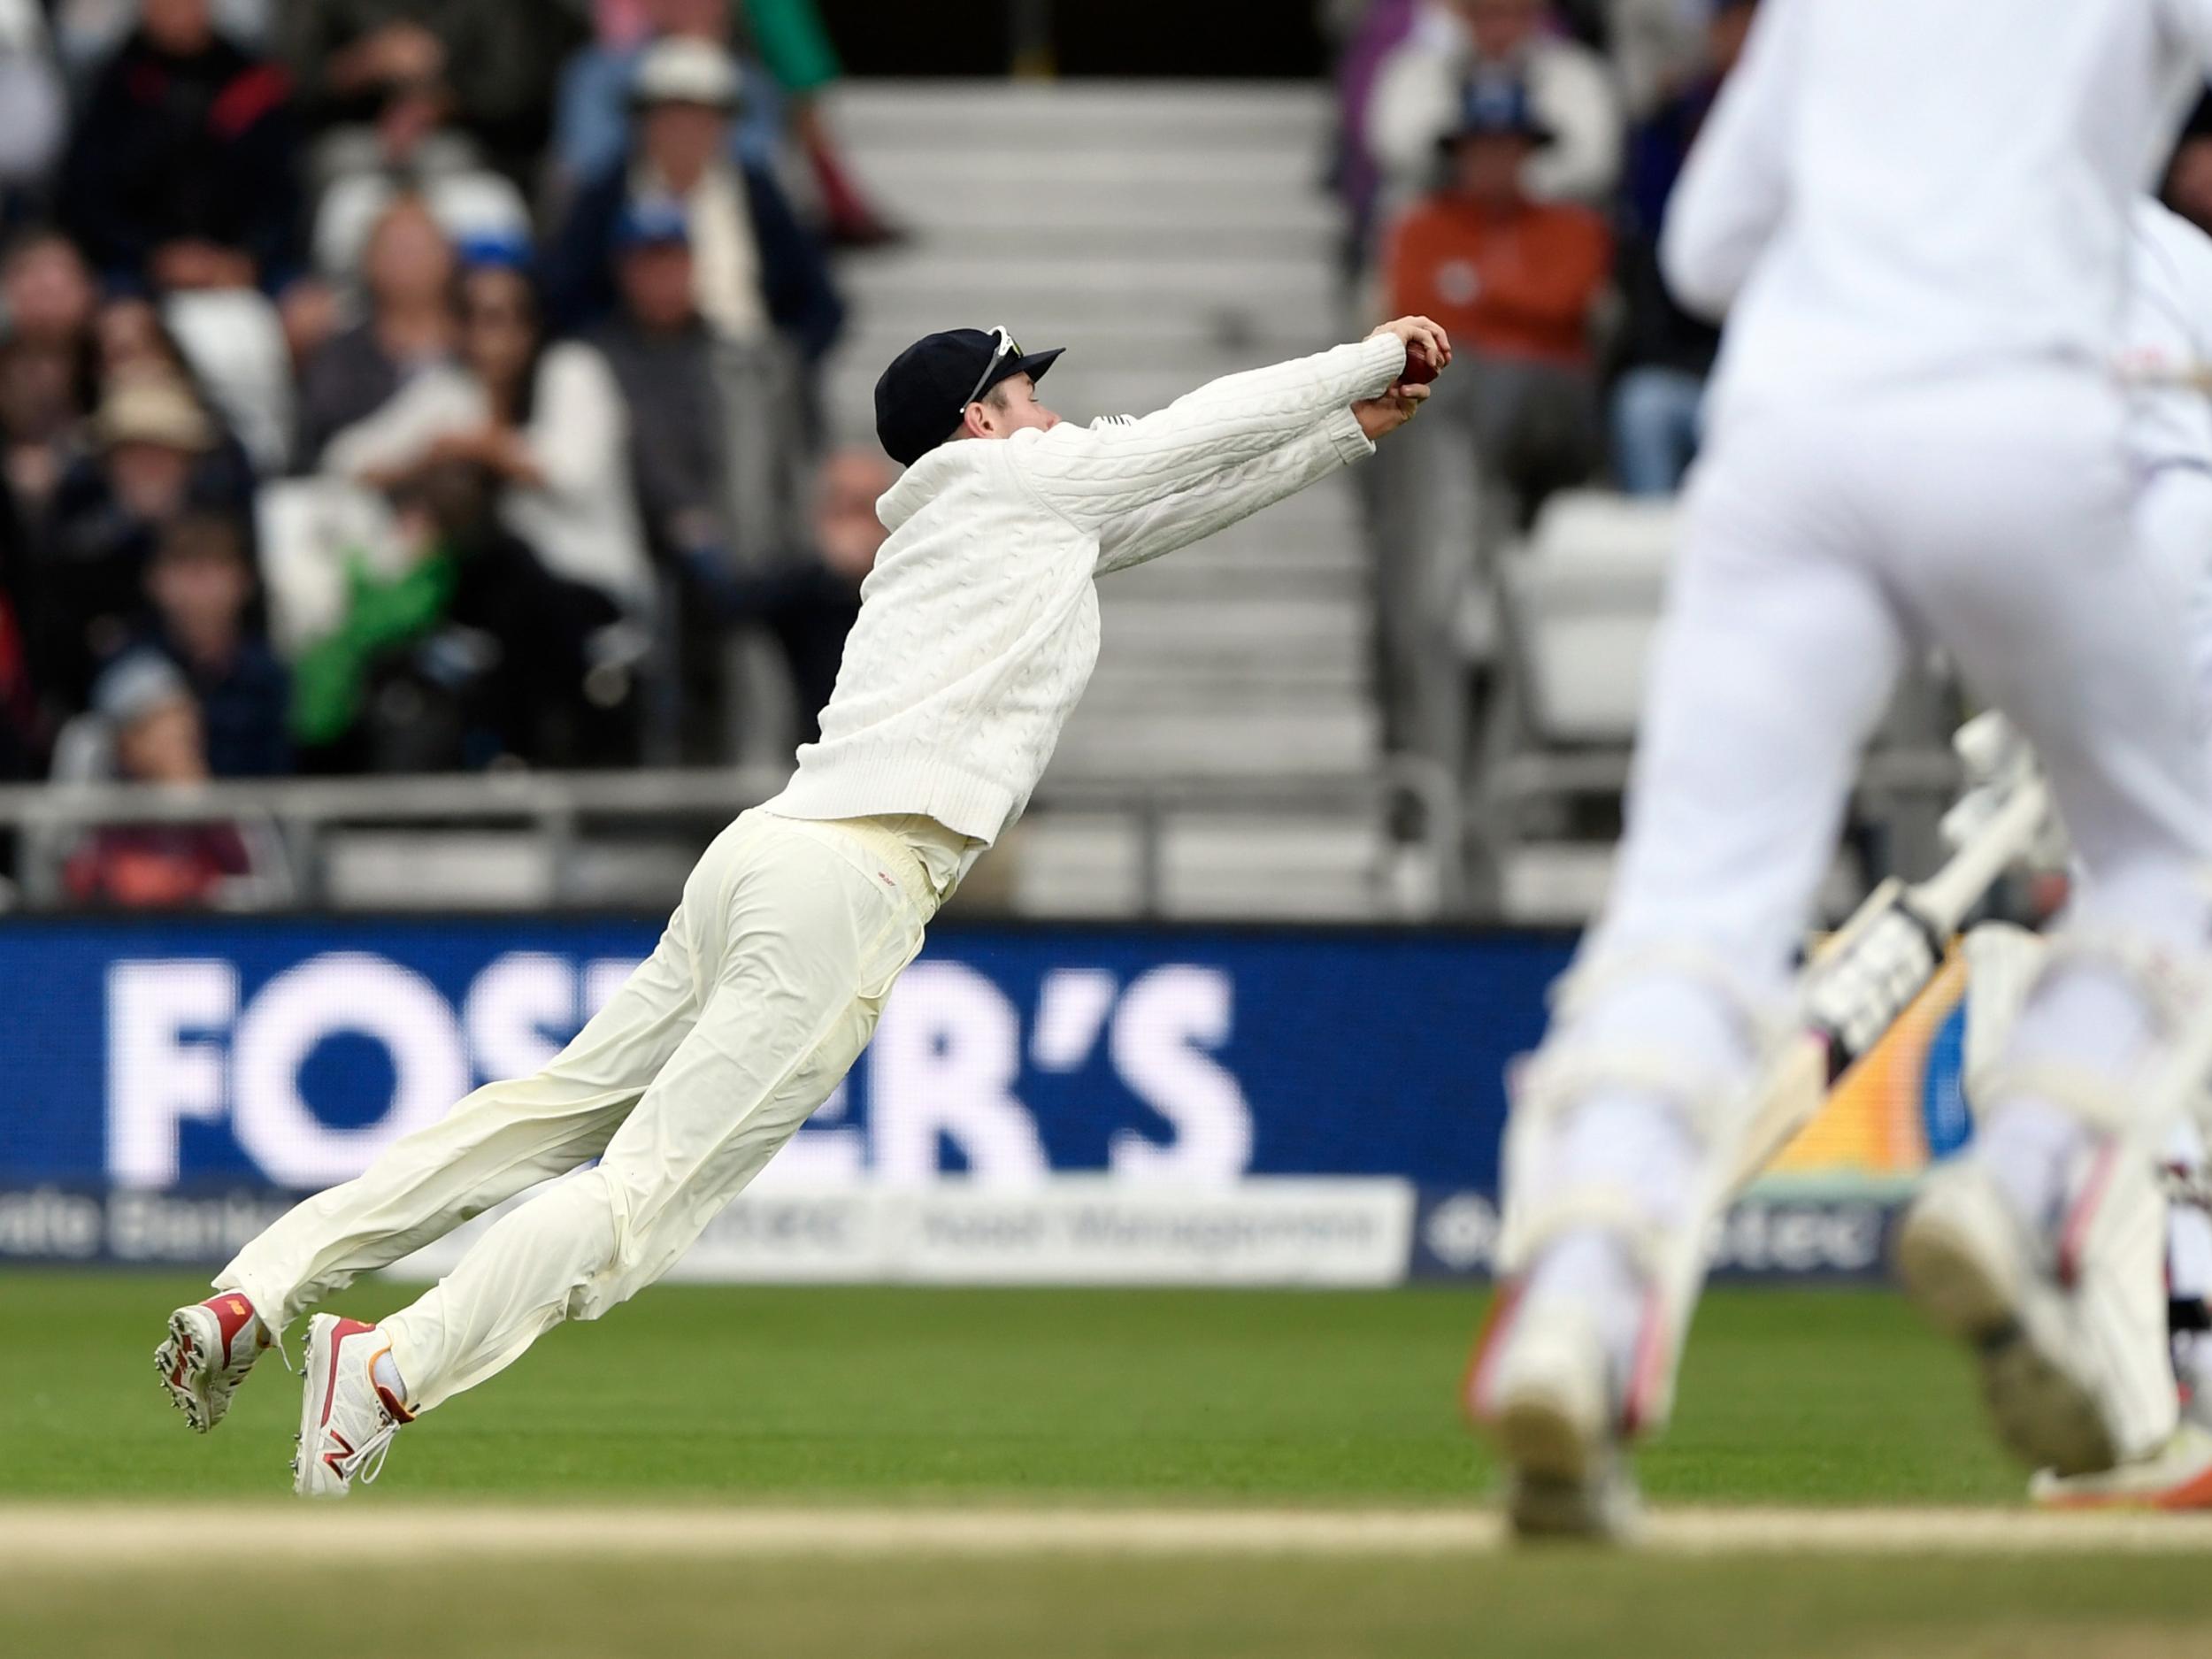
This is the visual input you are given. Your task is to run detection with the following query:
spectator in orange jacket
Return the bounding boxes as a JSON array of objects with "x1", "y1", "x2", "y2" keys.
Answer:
[
  {"x1": 1384, "y1": 77, "x2": 1612, "y2": 375},
  {"x1": 1369, "y1": 77, "x2": 1611, "y2": 861}
]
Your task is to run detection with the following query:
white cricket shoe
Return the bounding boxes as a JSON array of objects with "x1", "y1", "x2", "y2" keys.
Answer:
[
  {"x1": 1467, "y1": 1288, "x2": 1642, "y2": 1541},
  {"x1": 1897, "y1": 1147, "x2": 2172, "y2": 1478},
  {"x1": 2031, "y1": 1421, "x2": 2212, "y2": 1510},
  {"x1": 294, "y1": 1314, "x2": 413, "y2": 1499},
  {"x1": 155, "y1": 1292, "x2": 269, "y2": 1432}
]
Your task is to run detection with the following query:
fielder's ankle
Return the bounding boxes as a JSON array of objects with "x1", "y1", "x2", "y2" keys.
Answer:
[{"x1": 372, "y1": 1348, "x2": 411, "y2": 1412}]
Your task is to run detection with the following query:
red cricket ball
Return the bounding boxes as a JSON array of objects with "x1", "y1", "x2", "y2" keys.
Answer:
[{"x1": 1401, "y1": 343, "x2": 1440, "y2": 387}]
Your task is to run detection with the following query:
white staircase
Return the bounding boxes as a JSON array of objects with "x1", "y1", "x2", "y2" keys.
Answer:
[{"x1": 827, "y1": 83, "x2": 1392, "y2": 917}]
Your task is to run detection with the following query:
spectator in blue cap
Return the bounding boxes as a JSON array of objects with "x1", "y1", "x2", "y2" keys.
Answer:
[
  {"x1": 1365, "y1": 0, "x2": 1620, "y2": 234},
  {"x1": 591, "y1": 197, "x2": 730, "y2": 581}
]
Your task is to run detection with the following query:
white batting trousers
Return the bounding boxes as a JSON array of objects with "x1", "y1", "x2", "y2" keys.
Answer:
[
  {"x1": 2137, "y1": 461, "x2": 2212, "y2": 741},
  {"x1": 2139, "y1": 462, "x2": 2212, "y2": 1313},
  {"x1": 216, "y1": 811, "x2": 940, "y2": 1410},
  {"x1": 1519, "y1": 368, "x2": 2212, "y2": 1233}
]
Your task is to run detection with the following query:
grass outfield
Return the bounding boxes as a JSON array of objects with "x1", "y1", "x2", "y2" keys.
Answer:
[
  {"x1": 9, "y1": 1273, "x2": 2211, "y2": 1657},
  {"x1": 4, "y1": 1272, "x2": 2024, "y2": 1503}
]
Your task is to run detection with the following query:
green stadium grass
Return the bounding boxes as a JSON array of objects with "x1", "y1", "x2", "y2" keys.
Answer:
[
  {"x1": 3, "y1": 1273, "x2": 2021, "y2": 1503},
  {"x1": 12, "y1": 1274, "x2": 2210, "y2": 1657}
]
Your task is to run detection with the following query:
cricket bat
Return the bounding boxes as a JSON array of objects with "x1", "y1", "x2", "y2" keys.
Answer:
[{"x1": 1728, "y1": 777, "x2": 2054, "y2": 1191}]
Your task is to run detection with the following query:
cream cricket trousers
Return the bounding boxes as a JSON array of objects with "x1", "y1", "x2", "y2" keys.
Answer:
[
  {"x1": 217, "y1": 810, "x2": 944, "y2": 1410},
  {"x1": 1516, "y1": 369, "x2": 2212, "y2": 1230}
]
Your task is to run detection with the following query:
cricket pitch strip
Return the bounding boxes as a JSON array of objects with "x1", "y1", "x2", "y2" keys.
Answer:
[{"x1": 11, "y1": 1503, "x2": 2212, "y2": 1563}]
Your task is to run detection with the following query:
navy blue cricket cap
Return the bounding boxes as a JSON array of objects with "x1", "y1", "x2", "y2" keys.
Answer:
[
  {"x1": 1442, "y1": 75, "x2": 1555, "y2": 149},
  {"x1": 616, "y1": 196, "x2": 690, "y2": 252},
  {"x1": 875, "y1": 327, "x2": 1065, "y2": 467}
]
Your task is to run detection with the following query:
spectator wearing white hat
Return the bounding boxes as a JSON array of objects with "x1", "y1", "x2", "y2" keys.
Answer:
[
  {"x1": 543, "y1": 35, "x2": 842, "y2": 365},
  {"x1": 555, "y1": 0, "x2": 789, "y2": 195},
  {"x1": 557, "y1": 0, "x2": 902, "y2": 249}
]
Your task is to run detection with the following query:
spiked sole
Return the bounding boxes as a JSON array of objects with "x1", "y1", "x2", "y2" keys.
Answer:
[
  {"x1": 294, "y1": 1314, "x2": 342, "y2": 1499},
  {"x1": 154, "y1": 1307, "x2": 219, "y2": 1433}
]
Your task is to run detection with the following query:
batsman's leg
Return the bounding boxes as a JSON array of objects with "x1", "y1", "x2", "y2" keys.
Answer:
[
  {"x1": 1469, "y1": 433, "x2": 1908, "y2": 1537},
  {"x1": 2166, "y1": 1114, "x2": 2212, "y2": 1432},
  {"x1": 2145, "y1": 460, "x2": 2212, "y2": 1444},
  {"x1": 1890, "y1": 380, "x2": 2212, "y2": 1475}
]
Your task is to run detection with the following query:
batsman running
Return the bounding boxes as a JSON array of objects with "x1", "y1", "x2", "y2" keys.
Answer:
[
  {"x1": 1711, "y1": 194, "x2": 2212, "y2": 1512},
  {"x1": 153, "y1": 316, "x2": 1451, "y2": 1495},
  {"x1": 1945, "y1": 194, "x2": 2212, "y2": 1509},
  {"x1": 1465, "y1": 0, "x2": 2212, "y2": 1540}
]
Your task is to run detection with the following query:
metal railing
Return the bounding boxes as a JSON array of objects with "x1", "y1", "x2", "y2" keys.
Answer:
[{"x1": 0, "y1": 760, "x2": 1463, "y2": 919}]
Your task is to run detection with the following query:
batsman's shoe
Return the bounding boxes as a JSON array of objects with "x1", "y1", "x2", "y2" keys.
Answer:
[
  {"x1": 155, "y1": 1292, "x2": 269, "y2": 1432},
  {"x1": 1897, "y1": 1148, "x2": 2172, "y2": 1478},
  {"x1": 2031, "y1": 1422, "x2": 2212, "y2": 1510},
  {"x1": 2180, "y1": 1328, "x2": 2212, "y2": 1433},
  {"x1": 1467, "y1": 1287, "x2": 1643, "y2": 1542},
  {"x1": 294, "y1": 1314, "x2": 412, "y2": 1499}
]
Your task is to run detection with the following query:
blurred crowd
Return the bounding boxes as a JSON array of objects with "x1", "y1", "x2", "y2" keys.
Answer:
[
  {"x1": 0, "y1": 0, "x2": 901, "y2": 902},
  {"x1": 1326, "y1": 0, "x2": 2212, "y2": 861},
  {"x1": 33, "y1": 0, "x2": 2212, "y2": 910}
]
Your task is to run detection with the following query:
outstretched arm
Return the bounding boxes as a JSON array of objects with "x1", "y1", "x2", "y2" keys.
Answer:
[
  {"x1": 1095, "y1": 387, "x2": 1432, "y2": 575},
  {"x1": 1095, "y1": 410, "x2": 1372, "y2": 576},
  {"x1": 1009, "y1": 320, "x2": 1446, "y2": 532}
]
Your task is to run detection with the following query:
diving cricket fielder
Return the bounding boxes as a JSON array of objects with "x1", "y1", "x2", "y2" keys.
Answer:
[{"x1": 154, "y1": 316, "x2": 1450, "y2": 1495}]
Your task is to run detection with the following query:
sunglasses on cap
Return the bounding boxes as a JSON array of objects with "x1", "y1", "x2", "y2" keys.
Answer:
[{"x1": 962, "y1": 326, "x2": 1023, "y2": 411}]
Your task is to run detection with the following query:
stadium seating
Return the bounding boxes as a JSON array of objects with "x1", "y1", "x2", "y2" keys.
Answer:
[
  {"x1": 1479, "y1": 488, "x2": 1676, "y2": 919},
  {"x1": 1483, "y1": 488, "x2": 1959, "y2": 922},
  {"x1": 1498, "y1": 488, "x2": 1675, "y2": 746}
]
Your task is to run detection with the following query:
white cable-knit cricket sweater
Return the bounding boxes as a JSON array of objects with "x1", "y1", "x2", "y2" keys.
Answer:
[{"x1": 765, "y1": 333, "x2": 1407, "y2": 844}]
